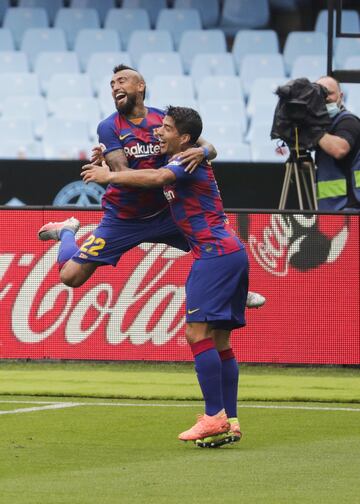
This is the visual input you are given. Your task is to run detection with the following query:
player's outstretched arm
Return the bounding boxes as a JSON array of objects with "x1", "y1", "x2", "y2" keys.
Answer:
[
  {"x1": 174, "y1": 137, "x2": 217, "y2": 173},
  {"x1": 81, "y1": 161, "x2": 176, "y2": 188}
]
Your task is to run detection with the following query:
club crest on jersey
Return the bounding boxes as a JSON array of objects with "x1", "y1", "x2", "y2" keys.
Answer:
[{"x1": 124, "y1": 142, "x2": 161, "y2": 158}]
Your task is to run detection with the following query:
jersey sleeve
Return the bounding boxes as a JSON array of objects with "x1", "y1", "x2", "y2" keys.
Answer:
[
  {"x1": 334, "y1": 116, "x2": 360, "y2": 149},
  {"x1": 164, "y1": 158, "x2": 191, "y2": 180},
  {"x1": 97, "y1": 117, "x2": 123, "y2": 155}
]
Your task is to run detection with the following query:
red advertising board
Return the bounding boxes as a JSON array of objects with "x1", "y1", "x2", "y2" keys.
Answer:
[{"x1": 0, "y1": 209, "x2": 359, "y2": 364}]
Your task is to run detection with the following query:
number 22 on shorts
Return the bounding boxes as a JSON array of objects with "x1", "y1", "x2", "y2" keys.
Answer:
[{"x1": 80, "y1": 235, "x2": 106, "y2": 256}]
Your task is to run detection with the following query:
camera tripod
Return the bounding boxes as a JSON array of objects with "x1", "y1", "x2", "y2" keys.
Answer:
[{"x1": 279, "y1": 149, "x2": 318, "y2": 210}]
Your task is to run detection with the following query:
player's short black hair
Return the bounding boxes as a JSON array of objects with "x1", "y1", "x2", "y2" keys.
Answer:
[
  {"x1": 165, "y1": 106, "x2": 203, "y2": 144},
  {"x1": 112, "y1": 64, "x2": 146, "y2": 99}
]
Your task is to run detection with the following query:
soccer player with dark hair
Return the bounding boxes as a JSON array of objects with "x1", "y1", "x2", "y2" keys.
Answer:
[{"x1": 81, "y1": 106, "x2": 249, "y2": 447}]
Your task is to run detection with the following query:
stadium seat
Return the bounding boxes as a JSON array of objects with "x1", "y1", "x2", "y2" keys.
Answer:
[
  {"x1": 98, "y1": 77, "x2": 116, "y2": 117},
  {"x1": 0, "y1": 0, "x2": 10, "y2": 24},
  {"x1": 290, "y1": 55, "x2": 327, "y2": 80},
  {"x1": 19, "y1": 0, "x2": 63, "y2": 25},
  {"x1": 46, "y1": 73, "x2": 93, "y2": 112},
  {"x1": 232, "y1": 30, "x2": 279, "y2": 70},
  {"x1": 335, "y1": 38, "x2": 360, "y2": 69},
  {"x1": 70, "y1": 0, "x2": 115, "y2": 25},
  {"x1": 0, "y1": 139, "x2": 43, "y2": 159},
  {"x1": 315, "y1": 9, "x2": 360, "y2": 34},
  {"x1": 149, "y1": 75, "x2": 195, "y2": 103},
  {"x1": 220, "y1": 0, "x2": 270, "y2": 35},
  {"x1": 52, "y1": 97, "x2": 101, "y2": 141},
  {"x1": 191, "y1": 53, "x2": 236, "y2": 89},
  {"x1": 0, "y1": 28, "x2": 14, "y2": 51},
  {"x1": 87, "y1": 52, "x2": 133, "y2": 95},
  {"x1": 42, "y1": 117, "x2": 91, "y2": 159},
  {"x1": 196, "y1": 75, "x2": 244, "y2": 103},
  {"x1": 3, "y1": 7, "x2": 49, "y2": 49},
  {"x1": 122, "y1": 0, "x2": 167, "y2": 28},
  {"x1": 104, "y1": 8, "x2": 150, "y2": 48},
  {"x1": 174, "y1": 0, "x2": 219, "y2": 28},
  {"x1": 127, "y1": 30, "x2": 173, "y2": 67},
  {"x1": 145, "y1": 96, "x2": 199, "y2": 111},
  {"x1": 246, "y1": 107, "x2": 275, "y2": 143},
  {"x1": 344, "y1": 84, "x2": 360, "y2": 117},
  {"x1": 0, "y1": 73, "x2": 40, "y2": 108},
  {"x1": 178, "y1": 29, "x2": 227, "y2": 74},
  {"x1": 54, "y1": 8, "x2": 100, "y2": 49},
  {"x1": 21, "y1": 28, "x2": 67, "y2": 70},
  {"x1": 1, "y1": 95, "x2": 48, "y2": 138},
  {"x1": 239, "y1": 54, "x2": 285, "y2": 98},
  {"x1": 0, "y1": 117, "x2": 34, "y2": 143},
  {"x1": 34, "y1": 52, "x2": 80, "y2": 93},
  {"x1": 156, "y1": 9, "x2": 202, "y2": 48},
  {"x1": 246, "y1": 77, "x2": 286, "y2": 117},
  {"x1": 251, "y1": 139, "x2": 287, "y2": 163},
  {"x1": 138, "y1": 52, "x2": 183, "y2": 85},
  {"x1": 199, "y1": 99, "x2": 247, "y2": 136},
  {"x1": 74, "y1": 29, "x2": 120, "y2": 71},
  {"x1": 0, "y1": 51, "x2": 29, "y2": 73},
  {"x1": 283, "y1": 31, "x2": 327, "y2": 75},
  {"x1": 201, "y1": 121, "x2": 245, "y2": 145},
  {"x1": 215, "y1": 142, "x2": 252, "y2": 162}
]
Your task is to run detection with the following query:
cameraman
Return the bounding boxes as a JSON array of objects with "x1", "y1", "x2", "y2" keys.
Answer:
[{"x1": 315, "y1": 76, "x2": 360, "y2": 211}]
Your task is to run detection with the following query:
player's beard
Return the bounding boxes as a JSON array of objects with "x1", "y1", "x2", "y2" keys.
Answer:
[{"x1": 116, "y1": 92, "x2": 137, "y2": 115}]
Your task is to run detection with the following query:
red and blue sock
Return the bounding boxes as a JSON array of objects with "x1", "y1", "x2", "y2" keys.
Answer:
[
  {"x1": 58, "y1": 229, "x2": 78, "y2": 266},
  {"x1": 219, "y1": 348, "x2": 239, "y2": 419}
]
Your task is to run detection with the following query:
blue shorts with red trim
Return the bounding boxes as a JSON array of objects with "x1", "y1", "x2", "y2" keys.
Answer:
[
  {"x1": 185, "y1": 249, "x2": 249, "y2": 330},
  {"x1": 71, "y1": 207, "x2": 189, "y2": 266}
]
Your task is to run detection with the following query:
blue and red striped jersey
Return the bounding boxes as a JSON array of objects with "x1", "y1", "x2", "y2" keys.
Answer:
[
  {"x1": 163, "y1": 158, "x2": 244, "y2": 259},
  {"x1": 97, "y1": 107, "x2": 168, "y2": 219}
]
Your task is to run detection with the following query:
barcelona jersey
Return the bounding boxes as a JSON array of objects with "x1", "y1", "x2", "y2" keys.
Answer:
[
  {"x1": 97, "y1": 107, "x2": 168, "y2": 219},
  {"x1": 163, "y1": 158, "x2": 244, "y2": 259}
]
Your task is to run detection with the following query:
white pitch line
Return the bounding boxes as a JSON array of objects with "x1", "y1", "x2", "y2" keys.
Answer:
[{"x1": 0, "y1": 402, "x2": 81, "y2": 415}]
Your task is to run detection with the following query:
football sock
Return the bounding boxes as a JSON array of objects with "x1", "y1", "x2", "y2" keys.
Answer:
[
  {"x1": 219, "y1": 348, "x2": 239, "y2": 419},
  {"x1": 58, "y1": 229, "x2": 78, "y2": 265},
  {"x1": 191, "y1": 338, "x2": 224, "y2": 416}
]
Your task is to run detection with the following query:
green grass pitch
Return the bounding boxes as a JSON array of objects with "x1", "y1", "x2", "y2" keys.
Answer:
[{"x1": 0, "y1": 362, "x2": 359, "y2": 504}]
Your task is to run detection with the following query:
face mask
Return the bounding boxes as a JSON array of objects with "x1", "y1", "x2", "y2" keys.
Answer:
[{"x1": 326, "y1": 102, "x2": 341, "y2": 118}]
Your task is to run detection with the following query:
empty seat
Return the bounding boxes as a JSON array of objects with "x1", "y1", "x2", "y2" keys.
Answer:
[
  {"x1": 221, "y1": 0, "x2": 270, "y2": 35},
  {"x1": 179, "y1": 29, "x2": 227, "y2": 74},
  {"x1": 344, "y1": 85, "x2": 360, "y2": 117},
  {"x1": 202, "y1": 121, "x2": 245, "y2": 145},
  {"x1": 127, "y1": 30, "x2": 173, "y2": 67},
  {"x1": 290, "y1": 55, "x2": 327, "y2": 80},
  {"x1": 138, "y1": 52, "x2": 183, "y2": 85},
  {"x1": 52, "y1": 97, "x2": 101, "y2": 140},
  {"x1": 246, "y1": 76, "x2": 287, "y2": 117},
  {"x1": 0, "y1": 28, "x2": 14, "y2": 51},
  {"x1": 315, "y1": 9, "x2": 360, "y2": 34},
  {"x1": 19, "y1": 0, "x2": 63, "y2": 25},
  {"x1": 74, "y1": 28, "x2": 120, "y2": 71},
  {"x1": 98, "y1": 77, "x2": 116, "y2": 117},
  {"x1": 0, "y1": 73, "x2": 40, "y2": 107},
  {"x1": 42, "y1": 117, "x2": 91, "y2": 159},
  {"x1": 149, "y1": 75, "x2": 195, "y2": 102},
  {"x1": 240, "y1": 54, "x2": 285, "y2": 98},
  {"x1": 34, "y1": 52, "x2": 80, "y2": 93},
  {"x1": 245, "y1": 106, "x2": 275, "y2": 142},
  {"x1": 156, "y1": 8, "x2": 202, "y2": 48},
  {"x1": 104, "y1": 8, "x2": 150, "y2": 48},
  {"x1": 197, "y1": 76, "x2": 244, "y2": 102},
  {"x1": 146, "y1": 96, "x2": 199, "y2": 111},
  {"x1": 191, "y1": 53, "x2": 236, "y2": 88},
  {"x1": 2, "y1": 95, "x2": 47, "y2": 137},
  {"x1": 283, "y1": 31, "x2": 327, "y2": 74},
  {"x1": 335, "y1": 38, "x2": 360, "y2": 69},
  {"x1": 55, "y1": 8, "x2": 100, "y2": 49},
  {"x1": 0, "y1": 117, "x2": 34, "y2": 143},
  {"x1": 3, "y1": 7, "x2": 48, "y2": 48},
  {"x1": 122, "y1": 0, "x2": 167, "y2": 28},
  {"x1": 46, "y1": 73, "x2": 93, "y2": 112},
  {"x1": 232, "y1": 29, "x2": 279, "y2": 70},
  {"x1": 174, "y1": 0, "x2": 219, "y2": 28},
  {"x1": 70, "y1": 0, "x2": 115, "y2": 25},
  {"x1": 21, "y1": 28, "x2": 67, "y2": 69},
  {"x1": 87, "y1": 52, "x2": 133, "y2": 95},
  {"x1": 0, "y1": 51, "x2": 29, "y2": 73},
  {"x1": 215, "y1": 142, "x2": 251, "y2": 162},
  {"x1": 199, "y1": 99, "x2": 247, "y2": 135}
]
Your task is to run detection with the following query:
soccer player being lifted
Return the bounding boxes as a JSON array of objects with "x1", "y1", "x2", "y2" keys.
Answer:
[{"x1": 81, "y1": 106, "x2": 249, "y2": 447}]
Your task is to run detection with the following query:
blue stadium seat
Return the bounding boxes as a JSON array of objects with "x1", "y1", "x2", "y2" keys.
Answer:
[
  {"x1": 156, "y1": 9, "x2": 202, "y2": 48},
  {"x1": 246, "y1": 77, "x2": 286, "y2": 117},
  {"x1": 46, "y1": 73, "x2": 93, "y2": 112},
  {"x1": 245, "y1": 106, "x2": 275, "y2": 143},
  {"x1": 335, "y1": 39, "x2": 360, "y2": 69},
  {"x1": 178, "y1": 29, "x2": 227, "y2": 74},
  {"x1": 74, "y1": 29, "x2": 120, "y2": 71},
  {"x1": 54, "y1": 8, "x2": 100, "y2": 49},
  {"x1": 344, "y1": 84, "x2": 360, "y2": 117},
  {"x1": 0, "y1": 117, "x2": 34, "y2": 143},
  {"x1": 232, "y1": 30, "x2": 279, "y2": 70},
  {"x1": 215, "y1": 142, "x2": 252, "y2": 162},
  {"x1": 2, "y1": 95, "x2": 47, "y2": 137},
  {"x1": 149, "y1": 75, "x2": 195, "y2": 103},
  {"x1": 19, "y1": 0, "x2": 63, "y2": 25},
  {"x1": 98, "y1": 77, "x2": 116, "y2": 117},
  {"x1": 0, "y1": 51, "x2": 29, "y2": 73},
  {"x1": 191, "y1": 53, "x2": 236, "y2": 89},
  {"x1": 104, "y1": 8, "x2": 150, "y2": 48},
  {"x1": 0, "y1": 0, "x2": 10, "y2": 24},
  {"x1": 127, "y1": 30, "x2": 173, "y2": 67},
  {"x1": 87, "y1": 52, "x2": 133, "y2": 95},
  {"x1": 34, "y1": 52, "x2": 80, "y2": 93},
  {"x1": 3, "y1": 7, "x2": 49, "y2": 49},
  {"x1": 315, "y1": 9, "x2": 360, "y2": 34},
  {"x1": 145, "y1": 96, "x2": 199, "y2": 111},
  {"x1": 174, "y1": 0, "x2": 219, "y2": 28},
  {"x1": 122, "y1": 0, "x2": 167, "y2": 28},
  {"x1": 70, "y1": 0, "x2": 115, "y2": 25},
  {"x1": 196, "y1": 75, "x2": 244, "y2": 102},
  {"x1": 199, "y1": 99, "x2": 247, "y2": 136},
  {"x1": 290, "y1": 55, "x2": 327, "y2": 80},
  {"x1": 220, "y1": 0, "x2": 270, "y2": 35},
  {"x1": 251, "y1": 139, "x2": 287, "y2": 163},
  {"x1": 42, "y1": 117, "x2": 91, "y2": 159},
  {"x1": 138, "y1": 52, "x2": 183, "y2": 85},
  {"x1": 283, "y1": 31, "x2": 327, "y2": 75},
  {"x1": 0, "y1": 139, "x2": 43, "y2": 159},
  {"x1": 0, "y1": 73, "x2": 40, "y2": 107},
  {"x1": 0, "y1": 28, "x2": 14, "y2": 51},
  {"x1": 21, "y1": 28, "x2": 67, "y2": 70},
  {"x1": 240, "y1": 54, "x2": 285, "y2": 98},
  {"x1": 52, "y1": 97, "x2": 101, "y2": 140},
  {"x1": 202, "y1": 121, "x2": 245, "y2": 145}
]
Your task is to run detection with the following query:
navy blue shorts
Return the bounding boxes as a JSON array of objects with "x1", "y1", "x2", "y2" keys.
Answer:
[
  {"x1": 185, "y1": 249, "x2": 249, "y2": 330},
  {"x1": 72, "y1": 208, "x2": 189, "y2": 266}
]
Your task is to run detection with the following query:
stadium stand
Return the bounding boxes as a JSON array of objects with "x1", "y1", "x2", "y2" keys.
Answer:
[
  {"x1": 127, "y1": 29, "x2": 173, "y2": 67},
  {"x1": 74, "y1": 28, "x2": 120, "y2": 71},
  {"x1": 34, "y1": 51, "x2": 80, "y2": 93},
  {"x1": 3, "y1": 7, "x2": 48, "y2": 48},
  {"x1": 178, "y1": 29, "x2": 226, "y2": 73},
  {"x1": 232, "y1": 29, "x2": 279, "y2": 70},
  {"x1": 156, "y1": 8, "x2": 202, "y2": 48},
  {"x1": 138, "y1": 52, "x2": 183, "y2": 85},
  {"x1": 190, "y1": 53, "x2": 236, "y2": 88},
  {"x1": 122, "y1": 0, "x2": 167, "y2": 29},
  {"x1": 104, "y1": 8, "x2": 150, "y2": 47},
  {"x1": 0, "y1": 50, "x2": 28, "y2": 72},
  {"x1": 21, "y1": 27, "x2": 67, "y2": 69},
  {"x1": 174, "y1": 0, "x2": 220, "y2": 29},
  {"x1": 54, "y1": 7, "x2": 100, "y2": 49},
  {"x1": 19, "y1": 0, "x2": 63, "y2": 25},
  {"x1": 86, "y1": 51, "x2": 133, "y2": 94},
  {"x1": 70, "y1": 0, "x2": 116, "y2": 26}
]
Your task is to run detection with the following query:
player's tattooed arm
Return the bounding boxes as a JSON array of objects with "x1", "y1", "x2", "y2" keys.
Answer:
[
  {"x1": 104, "y1": 149, "x2": 130, "y2": 172},
  {"x1": 173, "y1": 136, "x2": 217, "y2": 173}
]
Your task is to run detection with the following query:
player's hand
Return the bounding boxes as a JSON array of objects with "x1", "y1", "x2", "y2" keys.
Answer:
[
  {"x1": 170, "y1": 146, "x2": 206, "y2": 173},
  {"x1": 90, "y1": 144, "x2": 106, "y2": 165},
  {"x1": 81, "y1": 161, "x2": 111, "y2": 185}
]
